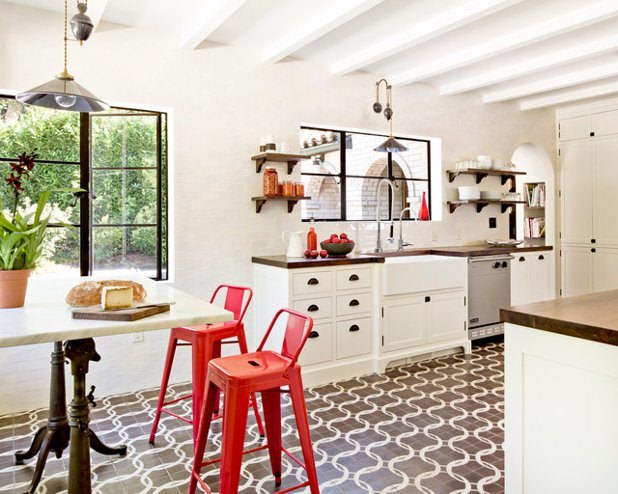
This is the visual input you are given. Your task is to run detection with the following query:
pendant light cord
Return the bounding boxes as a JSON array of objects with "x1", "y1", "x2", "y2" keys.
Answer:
[{"x1": 63, "y1": 0, "x2": 69, "y2": 76}]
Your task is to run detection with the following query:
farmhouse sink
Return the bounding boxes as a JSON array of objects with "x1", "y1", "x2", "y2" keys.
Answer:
[{"x1": 382, "y1": 255, "x2": 467, "y2": 296}]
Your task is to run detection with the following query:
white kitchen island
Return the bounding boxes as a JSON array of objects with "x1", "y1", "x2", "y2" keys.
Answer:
[{"x1": 501, "y1": 291, "x2": 618, "y2": 494}]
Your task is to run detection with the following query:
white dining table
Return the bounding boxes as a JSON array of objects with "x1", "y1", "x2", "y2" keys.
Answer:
[{"x1": 0, "y1": 275, "x2": 233, "y2": 494}]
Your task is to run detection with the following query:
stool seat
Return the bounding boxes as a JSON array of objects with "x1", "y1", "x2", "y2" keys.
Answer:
[{"x1": 209, "y1": 351, "x2": 292, "y2": 387}]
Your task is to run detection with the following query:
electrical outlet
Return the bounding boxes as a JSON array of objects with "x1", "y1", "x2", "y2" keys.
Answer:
[
  {"x1": 489, "y1": 217, "x2": 497, "y2": 229},
  {"x1": 133, "y1": 332, "x2": 144, "y2": 343}
]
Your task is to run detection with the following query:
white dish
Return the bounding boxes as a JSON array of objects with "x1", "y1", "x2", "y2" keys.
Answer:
[
  {"x1": 458, "y1": 186, "x2": 480, "y2": 201},
  {"x1": 485, "y1": 239, "x2": 524, "y2": 247}
]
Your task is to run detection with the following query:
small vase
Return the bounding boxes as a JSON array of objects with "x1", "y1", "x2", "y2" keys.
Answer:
[
  {"x1": 0, "y1": 269, "x2": 32, "y2": 308},
  {"x1": 419, "y1": 191, "x2": 430, "y2": 221}
]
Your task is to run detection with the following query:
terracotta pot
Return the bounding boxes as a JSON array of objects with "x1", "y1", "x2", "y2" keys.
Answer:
[{"x1": 0, "y1": 269, "x2": 32, "y2": 308}]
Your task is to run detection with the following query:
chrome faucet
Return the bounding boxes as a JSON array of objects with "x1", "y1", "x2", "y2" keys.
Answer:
[
  {"x1": 398, "y1": 207, "x2": 416, "y2": 251},
  {"x1": 375, "y1": 178, "x2": 396, "y2": 253}
]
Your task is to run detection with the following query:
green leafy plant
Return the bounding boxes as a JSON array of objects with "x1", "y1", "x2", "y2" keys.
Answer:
[{"x1": 0, "y1": 152, "x2": 79, "y2": 270}]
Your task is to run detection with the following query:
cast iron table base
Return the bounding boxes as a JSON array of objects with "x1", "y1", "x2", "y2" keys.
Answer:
[{"x1": 14, "y1": 339, "x2": 127, "y2": 494}]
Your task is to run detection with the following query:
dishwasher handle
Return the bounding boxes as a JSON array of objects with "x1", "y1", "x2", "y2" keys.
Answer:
[{"x1": 468, "y1": 255, "x2": 515, "y2": 263}]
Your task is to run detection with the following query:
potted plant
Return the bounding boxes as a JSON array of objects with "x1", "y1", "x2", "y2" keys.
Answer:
[{"x1": 0, "y1": 152, "x2": 76, "y2": 308}]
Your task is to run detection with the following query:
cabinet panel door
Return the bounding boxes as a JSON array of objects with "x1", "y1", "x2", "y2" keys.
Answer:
[
  {"x1": 511, "y1": 254, "x2": 531, "y2": 306},
  {"x1": 593, "y1": 109, "x2": 618, "y2": 137},
  {"x1": 426, "y1": 291, "x2": 466, "y2": 344},
  {"x1": 593, "y1": 248, "x2": 618, "y2": 293},
  {"x1": 382, "y1": 295, "x2": 425, "y2": 352},
  {"x1": 559, "y1": 115, "x2": 592, "y2": 141},
  {"x1": 562, "y1": 246, "x2": 593, "y2": 297},
  {"x1": 336, "y1": 317, "x2": 372, "y2": 360},
  {"x1": 593, "y1": 137, "x2": 618, "y2": 246},
  {"x1": 561, "y1": 140, "x2": 593, "y2": 244},
  {"x1": 299, "y1": 322, "x2": 332, "y2": 367},
  {"x1": 531, "y1": 252, "x2": 553, "y2": 302}
]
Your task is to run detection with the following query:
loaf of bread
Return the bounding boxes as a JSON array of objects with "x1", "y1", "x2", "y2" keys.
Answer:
[{"x1": 66, "y1": 280, "x2": 147, "y2": 307}]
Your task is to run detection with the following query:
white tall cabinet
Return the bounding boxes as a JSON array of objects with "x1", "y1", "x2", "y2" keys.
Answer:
[{"x1": 559, "y1": 109, "x2": 618, "y2": 297}]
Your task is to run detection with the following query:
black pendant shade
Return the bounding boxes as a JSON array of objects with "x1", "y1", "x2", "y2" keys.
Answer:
[
  {"x1": 374, "y1": 136, "x2": 408, "y2": 153},
  {"x1": 16, "y1": 76, "x2": 109, "y2": 112}
]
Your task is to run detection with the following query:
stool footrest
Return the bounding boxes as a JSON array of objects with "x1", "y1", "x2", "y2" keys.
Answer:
[
  {"x1": 162, "y1": 394, "x2": 192, "y2": 407},
  {"x1": 161, "y1": 408, "x2": 192, "y2": 424}
]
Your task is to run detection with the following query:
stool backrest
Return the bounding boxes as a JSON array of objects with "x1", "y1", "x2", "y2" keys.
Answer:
[
  {"x1": 210, "y1": 285, "x2": 253, "y2": 323},
  {"x1": 257, "y1": 308, "x2": 314, "y2": 366}
]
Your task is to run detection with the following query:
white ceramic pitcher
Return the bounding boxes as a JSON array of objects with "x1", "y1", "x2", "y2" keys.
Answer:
[{"x1": 282, "y1": 231, "x2": 305, "y2": 258}]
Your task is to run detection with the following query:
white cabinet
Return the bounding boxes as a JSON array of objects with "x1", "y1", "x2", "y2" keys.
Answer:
[
  {"x1": 592, "y1": 137, "x2": 618, "y2": 246},
  {"x1": 559, "y1": 115, "x2": 592, "y2": 141},
  {"x1": 594, "y1": 109, "x2": 618, "y2": 137},
  {"x1": 561, "y1": 140, "x2": 593, "y2": 244},
  {"x1": 561, "y1": 246, "x2": 593, "y2": 297},
  {"x1": 511, "y1": 251, "x2": 554, "y2": 304},
  {"x1": 592, "y1": 248, "x2": 618, "y2": 293},
  {"x1": 426, "y1": 291, "x2": 466, "y2": 344},
  {"x1": 382, "y1": 295, "x2": 425, "y2": 352}
]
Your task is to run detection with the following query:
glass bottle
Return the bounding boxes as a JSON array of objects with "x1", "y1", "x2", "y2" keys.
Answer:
[
  {"x1": 263, "y1": 168, "x2": 279, "y2": 197},
  {"x1": 418, "y1": 191, "x2": 430, "y2": 221},
  {"x1": 307, "y1": 216, "x2": 317, "y2": 251}
]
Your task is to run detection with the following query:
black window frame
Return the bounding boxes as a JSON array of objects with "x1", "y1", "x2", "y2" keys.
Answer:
[
  {"x1": 0, "y1": 95, "x2": 169, "y2": 280},
  {"x1": 300, "y1": 125, "x2": 432, "y2": 222}
]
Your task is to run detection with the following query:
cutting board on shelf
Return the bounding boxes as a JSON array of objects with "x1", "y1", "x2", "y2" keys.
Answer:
[{"x1": 72, "y1": 304, "x2": 171, "y2": 321}]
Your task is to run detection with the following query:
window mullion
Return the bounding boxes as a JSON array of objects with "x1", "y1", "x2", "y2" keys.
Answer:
[{"x1": 79, "y1": 112, "x2": 91, "y2": 277}]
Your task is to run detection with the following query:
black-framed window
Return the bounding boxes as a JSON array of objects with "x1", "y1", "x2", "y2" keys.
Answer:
[
  {"x1": 0, "y1": 96, "x2": 168, "y2": 280},
  {"x1": 299, "y1": 126, "x2": 431, "y2": 221}
]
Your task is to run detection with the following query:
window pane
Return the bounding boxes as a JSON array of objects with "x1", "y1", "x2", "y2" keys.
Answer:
[
  {"x1": 346, "y1": 177, "x2": 395, "y2": 221},
  {"x1": 93, "y1": 226, "x2": 157, "y2": 277},
  {"x1": 300, "y1": 129, "x2": 341, "y2": 174},
  {"x1": 392, "y1": 139, "x2": 429, "y2": 180},
  {"x1": 301, "y1": 174, "x2": 341, "y2": 220},
  {"x1": 346, "y1": 133, "x2": 387, "y2": 178},
  {"x1": 92, "y1": 115, "x2": 158, "y2": 168},
  {"x1": 0, "y1": 98, "x2": 80, "y2": 162},
  {"x1": 92, "y1": 169, "x2": 157, "y2": 225},
  {"x1": 0, "y1": 162, "x2": 80, "y2": 225},
  {"x1": 39, "y1": 226, "x2": 80, "y2": 275},
  {"x1": 394, "y1": 180, "x2": 429, "y2": 219}
]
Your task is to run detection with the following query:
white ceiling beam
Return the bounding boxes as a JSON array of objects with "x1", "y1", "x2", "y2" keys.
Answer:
[
  {"x1": 520, "y1": 81, "x2": 618, "y2": 110},
  {"x1": 86, "y1": 0, "x2": 108, "y2": 31},
  {"x1": 181, "y1": 0, "x2": 248, "y2": 50},
  {"x1": 330, "y1": 0, "x2": 523, "y2": 76},
  {"x1": 483, "y1": 62, "x2": 618, "y2": 103},
  {"x1": 262, "y1": 0, "x2": 385, "y2": 64},
  {"x1": 390, "y1": 0, "x2": 618, "y2": 86},
  {"x1": 440, "y1": 33, "x2": 618, "y2": 95}
]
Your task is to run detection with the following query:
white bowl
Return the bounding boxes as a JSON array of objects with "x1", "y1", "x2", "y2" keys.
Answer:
[{"x1": 458, "y1": 185, "x2": 481, "y2": 201}]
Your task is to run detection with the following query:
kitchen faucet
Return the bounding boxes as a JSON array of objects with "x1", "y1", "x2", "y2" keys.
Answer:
[
  {"x1": 375, "y1": 178, "x2": 396, "y2": 252},
  {"x1": 398, "y1": 207, "x2": 416, "y2": 251}
]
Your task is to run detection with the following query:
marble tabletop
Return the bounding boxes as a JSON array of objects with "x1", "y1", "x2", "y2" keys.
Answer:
[{"x1": 0, "y1": 275, "x2": 233, "y2": 348}]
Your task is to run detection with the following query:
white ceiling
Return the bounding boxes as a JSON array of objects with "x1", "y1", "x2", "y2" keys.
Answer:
[{"x1": 6, "y1": 0, "x2": 618, "y2": 110}]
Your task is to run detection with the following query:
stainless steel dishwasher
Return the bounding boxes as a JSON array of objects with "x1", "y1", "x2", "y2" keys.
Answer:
[{"x1": 468, "y1": 255, "x2": 513, "y2": 340}]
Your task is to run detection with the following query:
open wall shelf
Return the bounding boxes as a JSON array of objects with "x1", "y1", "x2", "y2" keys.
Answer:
[
  {"x1": 252, "y1": 152, "x2": 307, "y2": 174},
  {"x1": 252, "y1": 196, "x2": 311, "y2": 213},
  {"x1": 447, "y1": 200, "x2": 526, "y2": 214},
  {"x1": 447, "y1": 168, "x2": 526, "y2": 185}
]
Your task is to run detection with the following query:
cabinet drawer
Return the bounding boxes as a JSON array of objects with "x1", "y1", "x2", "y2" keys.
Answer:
[
  {"x1": 336, "y1": 292, "x2": 371, "y2": 317},
  {"x1": 336, "y1": 317, "x2": 371, "y2": 360},
  {"x1": 336, "y1": 267, "x2": 371, "y2": 291},
  {"x1": 292, "y1": 271, "x2": 332, "y2": 296},
  {"x1": 299, "y1": 323, "x2": 332, "y2": 367},
  {"x1": 292, "y1": 296, "x2": 332, "y2": 320}
]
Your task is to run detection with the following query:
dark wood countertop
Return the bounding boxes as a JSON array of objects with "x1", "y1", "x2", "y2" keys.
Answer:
[
  {"x1": 501, "y1": 290, "x2": 618, "y2": 346},
  {"x1": 251, "y1": 254, "x2": 385, "y2": 269},
  {"x1": 253, "y1": 245, "x2": 553, "y2": 268}
]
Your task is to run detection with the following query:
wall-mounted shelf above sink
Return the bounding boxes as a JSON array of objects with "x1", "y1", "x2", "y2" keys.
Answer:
[
  {"x1": 252, "y1": 196, "x2": 311, "y2": 213},
  {"x1": 447, "y1": 200, "x2": 526, "y2": 214},
  {"x1": 252, "y1": 152, "x2": 307, "y2": 174},
  {"x1": 447, "y1": 168, "x2": 526, "y2": 185}
]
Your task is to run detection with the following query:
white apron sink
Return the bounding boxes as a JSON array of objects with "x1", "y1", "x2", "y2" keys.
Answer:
[{"x1": 382, "y1": 255, "x2": 467, "y2": 296}]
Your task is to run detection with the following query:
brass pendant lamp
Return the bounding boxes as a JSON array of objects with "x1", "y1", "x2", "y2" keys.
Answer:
[
  {"x1": 372, "y1": 79, "x2": 408, "y2": 153},
  {"x1": 16, "y1": 0, "x2": 108, "y2": 112}
]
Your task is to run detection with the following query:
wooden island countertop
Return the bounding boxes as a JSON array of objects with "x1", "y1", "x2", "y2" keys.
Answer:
[{"x1": 501, "y1": 289, "x2": 618, "y2": 346}]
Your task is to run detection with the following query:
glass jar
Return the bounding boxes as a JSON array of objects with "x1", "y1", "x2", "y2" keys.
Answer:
[
  {"x1": 263, "y1": 168, "x2": 279, "y2": 196},
  {"x1": 282, "y1": 181, "x2": 295, "y2": 197},
  {"x1": 295, "y1": 182, "x2": 305, "y2": 197}
]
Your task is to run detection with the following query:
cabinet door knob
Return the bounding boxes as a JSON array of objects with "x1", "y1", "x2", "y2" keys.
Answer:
[
  {"x1": 308, "y1": 331, "x2": 319, "y2": 339},
  {"x1": 307, "y1": 278, "x2": 319, "y2": 285},
  {"x1": 591, "y1": 238, "x2": 596, "y2": 244},
  {"x1": 592, "y1": 248, "x2": 596, "y2": 253},
  {"x1": 349, "y1": 325, "x2": 360, "y2": 332},
  {"x1": 348, "y1": 274, "x2": 360, "y2": 281},
  {"x1": 538, "y1": 255, "x2": 544, "y2": 260},
  {"x1": 425, "y1": 296, "x2": 431, "y2": 302},
  {"x1": 519, "y1": 256, "x2": 525, "y2": 262},
  {"x1": 349, "y1": 299, "x2": 360, "y2": 307},
  {"x1": 307, "y1": 304, "x2": 319, "y2": 312}
]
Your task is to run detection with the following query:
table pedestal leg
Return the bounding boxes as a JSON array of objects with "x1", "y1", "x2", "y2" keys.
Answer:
[{"x1": 14, "y1": 340, "x2": 127, "y2": 494}]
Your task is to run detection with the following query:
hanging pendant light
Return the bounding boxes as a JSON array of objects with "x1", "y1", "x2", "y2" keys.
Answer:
[
  {"x1": 372, "y1": 78, "x2": 408, "y2": 153},
  {"x1": 16, "y1": 0, "x2": 108, "y2": 112}
]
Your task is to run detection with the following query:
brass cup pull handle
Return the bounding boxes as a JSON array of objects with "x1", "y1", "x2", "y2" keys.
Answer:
[
  {"x1": 307, "y1": 278, "x2": 319, "y2": 285},
  {"x1": 349, "y1": 274, "x2": 360, "y2": 281},
  {"x1": 349, "y1": 299, "x2": 360, "y2": 307},
  {"x1": 307, "y1": 304, "x2": 319, "y2": 312},
  {"x1": 349, "y1": 325, "x2": 360, "y2": 332},
  {"x1": 308, "y1": 331, "x2": 319, "y2": 339}
]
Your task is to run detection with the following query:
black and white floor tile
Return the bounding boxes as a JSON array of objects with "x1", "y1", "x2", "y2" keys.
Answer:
[{"x1": 0, "y1": 340, "x2": 504, "y2": 494}]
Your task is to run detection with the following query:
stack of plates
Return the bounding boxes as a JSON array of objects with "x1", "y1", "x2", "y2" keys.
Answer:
[
  {"x1": 486, "y1": 239, "x2": 524, "y2": 247},
  {"x1": 458, "y1": 186, "x2": 480, "y2": 201}
]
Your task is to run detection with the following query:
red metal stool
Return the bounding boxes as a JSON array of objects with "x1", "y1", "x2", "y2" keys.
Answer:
[
  {"x1": 188, "y1": 308, "x2": 320, "y2": 494},
  {"x1": 149, "y1": 285, "x2": 265, "y2": 445}
]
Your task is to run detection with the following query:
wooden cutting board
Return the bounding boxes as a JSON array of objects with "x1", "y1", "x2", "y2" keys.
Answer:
[{"x1": 72, "y1": 304, "x2": 171, "y2": 321}]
